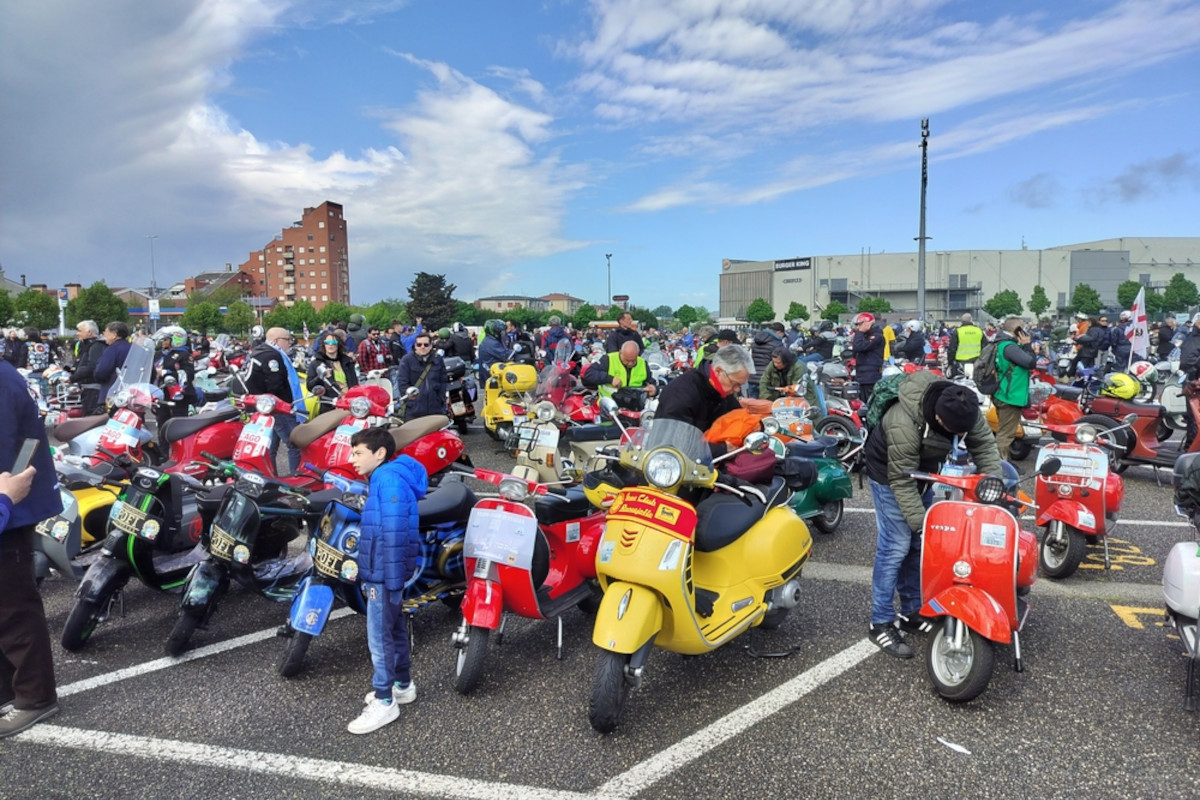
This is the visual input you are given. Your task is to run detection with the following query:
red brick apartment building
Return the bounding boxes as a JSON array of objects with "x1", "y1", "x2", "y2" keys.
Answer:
[{"x1": 239, "y1": 201, "x2": 350, "y2": 312}]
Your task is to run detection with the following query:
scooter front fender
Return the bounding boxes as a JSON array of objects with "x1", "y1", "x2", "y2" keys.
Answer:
[
  {"x1": 592, "y1": 582, "x2": 662, "y2": 655},
  {"x1": 76, "y1": 556, "x2": 132, "y2": 605},
  {"x1": 1036, "y1": 498, "x2": 1099, "y2": 534},
  {"x1": 460, "y1": 578, "x2": 503, "y2": 630},
  {"x1": 180, "y1": 559, "x2": 229, "y2": 613},
  {"x1": 921, "y1": 586, "x2": 1012, "y2": 644},
  {"x1": 289, "y1": 576, "x2": 335, "y2": 636}
]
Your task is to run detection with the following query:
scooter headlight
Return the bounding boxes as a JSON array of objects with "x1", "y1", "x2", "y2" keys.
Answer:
[
  {"x1": 761, "y1": 417, "x2": 781, "y2": 436},
  {"x1": 975, "y1": 476, "x2": 1005, "y2": 504},
  {"x1": 113, "y1": 389, "x2": 131, "y2": 409},
  {"x1": 535, "y1": 401, "x2": 556, "y2": 423},
  {"x1": 953, "y1": 560, "x2": 972, "y2": 578},
  {"x1": 349, "y1": 396, "x2": 371, "y2": 419},
  {"x1": 233, "y1": 544, "x2": 251, "y2": 564},
  {"x1": 255, "y1": 395, "x2": 277, "y2": 414},
  {"x1": 498, "y1": 476, "x2": 529, "y2": 502},
  {"x1": 1074, "y1": 424, "x2": 1098, "y2": 444},
  {"x1": 645, "y1": 450, "x2": 683, "y2": 489},
  {"x1": 340, "y1": 559, "x2": 358, "y2": 582}
]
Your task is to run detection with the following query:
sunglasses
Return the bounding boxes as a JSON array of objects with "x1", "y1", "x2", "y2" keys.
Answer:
[
  {"x1": 323, "y1": 339, "x2": 338, "y2": 345},
  {"x1": 414, "y1": 342, "x2": 432, "y2": 348}
]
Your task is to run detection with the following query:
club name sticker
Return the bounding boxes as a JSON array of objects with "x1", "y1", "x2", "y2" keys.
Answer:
[{"x1": 607, "y1": 489, "x2": 697, "y2": 540}]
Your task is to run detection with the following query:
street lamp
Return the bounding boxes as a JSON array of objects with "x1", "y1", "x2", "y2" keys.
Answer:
[
  {"x1": 146, "y1": 234, "x2": 159, "y2": 333},
  {"x1": 915, "y1": 119, "x2": 931, "y2": 321},
  {"x1": 606, "y1": 253, "x2": 613, "y2": 307}
]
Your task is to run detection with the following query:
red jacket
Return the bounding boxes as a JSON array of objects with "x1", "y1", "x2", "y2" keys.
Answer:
[{"x1": 357, "y1": 337, "x2": 391, "y2": 373}]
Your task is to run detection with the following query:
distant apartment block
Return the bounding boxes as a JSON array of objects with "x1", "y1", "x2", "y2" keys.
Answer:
[
  {"x1": 474, "y1": 295, "x2": 549, "y2": 312},
  {"x1": 238, "y1": 201, "x2": 349, "y2": 312}
]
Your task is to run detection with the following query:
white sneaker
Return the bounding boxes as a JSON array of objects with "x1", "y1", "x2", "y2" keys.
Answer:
[
  {"x1": 363, "y1": 681, "x2": 416, "y2": 706},
  {"x1": 347, "y1": 697, "x2": 400, "y2": 734}
]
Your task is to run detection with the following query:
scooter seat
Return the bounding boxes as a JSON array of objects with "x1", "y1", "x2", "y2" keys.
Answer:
[
  {"x1": 1053, "y1": 385, "x2": 1084, "y2": 403},
  {"x1": 562, "y1": 424, "x2": 622, "y2": 443},
  {"x1": 534, "y1": 487, "x2": 593, "y2": 525},
  {"x1": 417, "y1": 480, "x2": 477, "y2": 526},
  {"x1": 786, "y1": 437, "x2": 839, "y2": 460},
  {"x1": 290, "y1": 409, "x2": 349, "y2": 449},
  {"x1": 392, "y1": 415, "x2": 450, "y2": 450},
  {"x1": 305, "y1": 487, "x2": 343, "y2": 509},
  {"x1": 694, "y1": 477, "x2": 787, "y2": 553},
  {"x1": 54, "y1": 413, "x2": 109, "y2": 442},
  {"x1": 159, "y1": 405, "x2": 242, "y2": 445}
]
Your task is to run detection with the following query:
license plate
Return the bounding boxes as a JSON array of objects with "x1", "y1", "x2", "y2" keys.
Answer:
[
  {"x1": 451, "y1": 401, "x2": 467, "y2": 416},
  {"x1": 313, "y1": 539, "x2": 344, "y2": 579},
  {"x1": 110, "y1": 500, "x2": 147, "y2": 536},
  {"x1": 210, "y1": 525, "x2": 237, "y2": 561}
]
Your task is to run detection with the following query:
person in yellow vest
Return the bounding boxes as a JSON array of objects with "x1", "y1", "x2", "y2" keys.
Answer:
[
  {"x1": 947, "y1": 313, "x2": 984, "y2": 379},
  {"x1": 582, "y1": 341, "x2": 658, "y2": 400}
]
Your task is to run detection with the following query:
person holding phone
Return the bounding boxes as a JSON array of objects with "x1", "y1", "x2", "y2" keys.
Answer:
[{"x1": 0, "y1": 358, "x2": 63, "y2": 738}]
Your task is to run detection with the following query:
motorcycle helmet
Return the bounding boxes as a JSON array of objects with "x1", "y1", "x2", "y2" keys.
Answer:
[
  {"x1": 1118, "y1": 310, "x2": 1132, "y2": 322},
  {"x1": 484, "y1": 319, "x2": 505, "y2": 340},
  {"x1": 157, "y1": 325, "x2": 188, "y2": 348},
  {"x1": 347, "y1": 313, "x2": 366, "y2": 332},
  {"x1": 453, "y1": 322, "x2": 466, "y2": 334},
  {"x1": 853, "y1": 312, "x2": 875, "y2": 326},
  {"x1": 904, "y1": 319, "x2": 924, "y2": 333},
  {"x1": 1128, "y1": 360, "x2": 1158, "y2": 386},
  {"x1": 437, "y1": 327, "x2": 452, "y2": 340},
  {"x1": 818, "y1": 320, "x2": 834, "y2": 333},
  {"x1": 1099, "y1": 372, "x2": 1140, "y2": 400},
  {"x1": 43, "y1": 365, "x2": 68, "y2": 385}
]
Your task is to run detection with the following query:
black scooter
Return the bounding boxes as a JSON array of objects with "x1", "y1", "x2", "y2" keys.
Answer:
[{"x1": 444, "y1": 355, "x2": 477, "y2": 435}]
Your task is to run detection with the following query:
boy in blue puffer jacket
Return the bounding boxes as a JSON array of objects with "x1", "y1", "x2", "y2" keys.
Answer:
[{"x1": 345, "y1": 426, "x2": 429, "y2": 735}]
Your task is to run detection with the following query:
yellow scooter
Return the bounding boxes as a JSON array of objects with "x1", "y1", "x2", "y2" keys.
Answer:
[
  {"x1": 481, "y1": 343, "x2": 539, "y2": 441},
  {"x1": 588, "y1": 415, "x2": 817, "y2": 733}
]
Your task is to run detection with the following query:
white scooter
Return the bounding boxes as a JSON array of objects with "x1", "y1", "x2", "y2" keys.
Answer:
[{"x1": 1167, "y1": 453, "x2": 1200, "y2": 711}]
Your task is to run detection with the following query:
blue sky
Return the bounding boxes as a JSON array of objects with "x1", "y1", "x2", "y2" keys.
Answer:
[{"x1": 2, "y1": 0, "x2": 1198, "y2": 313}]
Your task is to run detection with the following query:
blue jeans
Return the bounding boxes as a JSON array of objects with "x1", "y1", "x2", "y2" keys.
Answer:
[
  {"x1": 363, "y1": 582, "x2": 411, "y2": 699},
  {"x1": 868, "y1": 478, "x2": 927, "y2": 626},
  {"x1": 270, "y1": 412, "x2": 301, "y2": 473}
]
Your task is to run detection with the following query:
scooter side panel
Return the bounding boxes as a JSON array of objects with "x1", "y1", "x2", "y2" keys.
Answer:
[
  {"x1": 691, "y1": 507, "x2": 812, "y2": 590},
  {"x1": 591, "y1": 581, "x2": 662, "y2": 654},
  {"x1": 921, "y1": 585, "x2": 1013, "y2": 644},
  {"x1": 289, "y1": 577, "x2": 336, "y2": 635}
]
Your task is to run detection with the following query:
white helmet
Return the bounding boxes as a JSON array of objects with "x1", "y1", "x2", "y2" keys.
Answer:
[
  {"x1": 904, "y1": 319, "x2": 924, "y2": 333},
  {"x1": 1119, "y1": 310, "x2": 1132, "y2": 322}
]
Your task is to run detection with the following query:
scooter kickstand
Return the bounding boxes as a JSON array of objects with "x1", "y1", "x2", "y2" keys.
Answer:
[
  {"x1": 744, "y1": 628, "x2": 800, "y2": 659},
  {"x1": 496, "y1": 615, "x2": 506, "y2": 647},
  {"x1": 1102, "y1": 535, "x2": 1111, "y2": 570},
  {"x1": 556, "y1": 616, "x2": 563, "y2": 661},
  {"x1": 1013, "y1": 630, "x2": 1024, "y2": 673}
]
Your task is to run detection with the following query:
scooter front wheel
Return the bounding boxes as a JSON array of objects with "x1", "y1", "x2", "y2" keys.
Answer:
[
  {"x1": 166, "y1": 611, "x2": 201, "y2": 657},
  {"x1": 1039, "y1": 522, "x2": 1086, "y2": 579},
  {"x1": 589, "y1": 651, "x2": 634, "y2": 734},
  {"x1": 453, "y1": 625, "x2": 489, "y2": 695},
  {"x1": 926, "y1": 618, "x2": 995, "y2": 702},
  {"x1": 62, "y1": 598, "x2": 105, "y2": 652},
  {"x1": 277, "y1": 630, "x2": 313, "y2": 678}
]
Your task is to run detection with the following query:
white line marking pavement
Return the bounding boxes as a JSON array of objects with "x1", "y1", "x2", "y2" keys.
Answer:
[
  {"x1": 596, "y1": 640, "x2": 877, "y2": 798},
  {"x1": 57, "y1": 607, "x2": 356, "y2": 698},
  {"x1": 16, "y1": 725, "x2": 594, "y2": 800}
]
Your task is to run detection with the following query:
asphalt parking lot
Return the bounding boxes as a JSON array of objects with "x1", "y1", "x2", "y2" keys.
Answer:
[{"x1": 5, "y1": 424, "x2": 1199, "y2": 799}]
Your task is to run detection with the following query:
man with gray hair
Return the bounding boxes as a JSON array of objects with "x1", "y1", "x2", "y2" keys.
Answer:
[
  {"x1": 947, "y1": 312, "x2": 983, "y2": 379},
  {"x1": 655, "y1": 344, "x2": 751, "y2": 453},
  {"x1": 542, "y1": 315, "x2": 569, "y2": 351},
  {"x1": 71, "y1": 320, "x2": 107, "y2": 413}
]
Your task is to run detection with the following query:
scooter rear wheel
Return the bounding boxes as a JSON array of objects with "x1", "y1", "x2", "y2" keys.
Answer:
[
  {"x1": 453, "y1": 625, "x2": 489, "y2": 695},
  {"x1": 926, "y1": 618, "x2": 995, "y2": 702},
  {"x1": 811, "y1": 500, "x2": 844, "y2": 535},
  {"x1": 589, "y1": 651, "x2": 634, "y2": 734},
  {"x1": 1007, "y1": 437, "x2": 1033, "y2": 462},
  {"x1": 814, "y1": 415, "x2": 860, "y2": 461},
  {"x1": 1039, "y1": 522, "x2": 1087, "y2": 579}
]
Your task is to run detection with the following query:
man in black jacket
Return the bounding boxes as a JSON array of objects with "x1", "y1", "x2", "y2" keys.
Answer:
[
  {"x1": 70, "y1": 320, "x2": 107, "y2": 413},
  {"x1": 851, "y1": 313, "x2": 885, "y2": 402},
  {"x1": 243, "y1": 327, "x2": 306, "y2": 472},
  {"x1": 1179, "y1": 313, "x2": 1200, "y2": 448},
  {"x1": 1157, "y1": 315, "x2": 1178, "y2": 360},
  {"x1": 605, "y1": 312, "x2": 644, "y2": 354},
  {"x1": 655, "y1": 345, "x2": 749, "y2": 453},
  {"x1": 749, "y1": 323, "x2": 784, "y2": 398}
]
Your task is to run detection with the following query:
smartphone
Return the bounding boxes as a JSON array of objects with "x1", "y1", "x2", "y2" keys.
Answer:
[{"x1": 12, "y1": 438, "x2": 38, "y2": 473}]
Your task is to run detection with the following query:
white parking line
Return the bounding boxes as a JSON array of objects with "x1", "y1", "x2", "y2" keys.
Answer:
[
  {"x1": 597, "y1": 639, "x2": 877, "y2": 798},
  {"x1": 17, "y1": 725, "x2": 594, "y2": 800},
  {"x1": 57, "y1": 607, "x2": 356, "y2": 698}
]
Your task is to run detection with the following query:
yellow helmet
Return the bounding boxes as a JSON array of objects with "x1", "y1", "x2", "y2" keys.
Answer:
[{"x1": 1099, "y1": 372, "x2": 1139, "y2": 400}]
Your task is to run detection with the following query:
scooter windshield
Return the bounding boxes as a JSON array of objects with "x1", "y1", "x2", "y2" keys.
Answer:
[
  {"x1": 623, "y1": 419, "x2": 711, "y2": 468},
  {"x1": 107, "y1": 337, "x2": 157, "y2": 404}
]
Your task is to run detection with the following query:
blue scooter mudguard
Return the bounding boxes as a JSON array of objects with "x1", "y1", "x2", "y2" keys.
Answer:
[
  {"x1": 290, "y1": 576, "x2": 335, "y2": 636},
  {"x1": 179, "y1": 559, "x2": 229, "y2": 612}
]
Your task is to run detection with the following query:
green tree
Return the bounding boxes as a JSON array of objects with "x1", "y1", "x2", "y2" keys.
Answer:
[
  {"x1": 630, "y1": 305, "x2": 659, "y2": 329},
  {"x1": 745, "y1": 298, "x2": 775, "y2": 326},
  {"x1": 573, "y1": 304, "x2": 598, "y2": 328},
  {"x1": 652, "y1": 304, "x2": 673, "y2": 319},
  {"x1": 784, "y1": 301, "x2": 810, "y2": 322},
  {"x1": 66, "y1": 282, "x2": 129, "y2": 327},
  {"x1": 1116, "y1": 280, "x2": 1145, "y2": 310},
  {"x1": 856, "y1": 296, "x2": 892, "y2": 314},
  {"x1": 1068, "y1": 283, "x2": 1103, "y2": 316},
  {"x1": 1146, "y1": 290, "x2": 1166, "y2": 315},
  {"x1": 1162, "y1": 273, "x2": 1200, "y2": 313},
  {"x1": 223, "y1": 301, "x2": 257, "y2": 335},
  {"x1": 691, "y1": 305, "x2": 715, "y2": 324},
  {"x1": 406, "y1": 272, "x2": 458, "y2": 328},
  {"x1": 982, "y1": 289, "x2": 1023, "y2": 319},
  {"x1": 318, "y1": 301, "x2": 352, "y2": 325},
  {"x1": 1028, "y1": 285, "x2": 1051, "y2": 318},
  {"x1": 821, "y1": 300, "x2": 850, "y2": 322},
  {"x1": 12, "y1": 289, "x2": 59, "y2": 330},
  {"x1": 605, "y1": 304, "x2": 625, "y2": 321},
  {"x1": 288, "y1": 300, "x2": 321, "y2": 337},
  {"x1": 262, "y1": 306, "x2": 294, "y2": 330},
  {"x1": 675, "y1": 304, "x2": 699, "y2": 328},
  {"x1": 181, "y1": 301, "x2": 224, "y2": 334},
  {"x1": 363, "y1": 299, "x2": 408, "y2": 331},
  {"x1": 452, "y1": 301, "x2": 482, "y2": 326},
  {"x1": 0, "y1": 291, "x2": 13, "y2": 326}
]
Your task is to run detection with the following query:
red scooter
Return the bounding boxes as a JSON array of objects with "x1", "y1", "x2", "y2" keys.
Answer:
[
  {"x1": 1077, "y1": 377, "x2": 1200, "y2": 471},
  {"x1": 1031, "y1": 421, "x2": 1125, "y2": 578},
  {"x1": 914, "y1": 460, "x2": 1059, "y2": 702},
  {"x1": 450, "y1": 467, "x2": 606, "y2": 694}
]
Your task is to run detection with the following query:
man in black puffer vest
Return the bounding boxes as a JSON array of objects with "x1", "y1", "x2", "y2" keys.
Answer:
[{"x1": 749, "y1": 323, "x2": 784, "y2": 399}]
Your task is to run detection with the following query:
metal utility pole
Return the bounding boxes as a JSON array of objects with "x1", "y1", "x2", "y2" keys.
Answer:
[
  {"x1": 915, "y1": 119, "x2": 930, "y2": 321},
  {"x1": 146, "y1": 234, "x2": 159, "y2": 333},
  {"x1": 605, "y1": 253, "x2": 613, "y2": 307}
]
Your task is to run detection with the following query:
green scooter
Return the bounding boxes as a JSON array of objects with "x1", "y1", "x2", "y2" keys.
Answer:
[{"x1": 765, "y1": 433, "x2": 853, "y2": 534}]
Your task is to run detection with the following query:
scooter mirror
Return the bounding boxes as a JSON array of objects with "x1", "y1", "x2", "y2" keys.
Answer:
[
  {"x1": 311, "y1": 385, "x2": 326, "y2": 397},
  {"x1": 316, "y1": 363, "x2": 328, "y2": 378},
  {"x1": 1038, "y1": 457, "x2": 1062, "y2": 477},
  {"x1": 1122, "y1": 413, "x2": 1138, "y2": 426},
  {"x1": 403, "y1": 386, "x2": 420, "y2": 400},
  {"x1": 744, "y1": 432, "x2": 770, "y2": 453},
  {"x1": 598, "y1": 396, "x2": 619, "y2": 417}
]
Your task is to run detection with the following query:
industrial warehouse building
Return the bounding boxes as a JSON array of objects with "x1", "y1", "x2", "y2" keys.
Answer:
[{"x1": 719, "y1": 236, "x2": 1200, "y2": 323}]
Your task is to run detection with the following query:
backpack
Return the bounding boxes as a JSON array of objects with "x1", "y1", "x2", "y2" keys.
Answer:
[
  {"x1": 863, "y1": 373, "x2": 906, "y2": 428},
  {"x1": 973, "y1": 340, "x2": 1013, "y2": 396}
]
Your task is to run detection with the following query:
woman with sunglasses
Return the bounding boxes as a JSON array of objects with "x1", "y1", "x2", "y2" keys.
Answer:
[
  {"x1": 394, "y1": 332, "x2": 448, "y2": 421},
  {"x1": 308, "y1": 330, "x2": 359, "y2": 412}
]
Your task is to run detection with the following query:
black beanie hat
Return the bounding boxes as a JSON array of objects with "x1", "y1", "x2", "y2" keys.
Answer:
[{"x1": 934, "y1": 385, "x2": 980, "y2": 433}]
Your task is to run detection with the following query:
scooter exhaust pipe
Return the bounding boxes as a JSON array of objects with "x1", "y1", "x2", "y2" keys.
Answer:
[{"x1": 770, "y1": 579, "x2": 802, "y2": 611}]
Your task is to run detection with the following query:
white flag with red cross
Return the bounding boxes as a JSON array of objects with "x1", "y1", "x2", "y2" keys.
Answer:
[{"x1": 1127, "y1": 286, "x2": 1150, "y2": 365}]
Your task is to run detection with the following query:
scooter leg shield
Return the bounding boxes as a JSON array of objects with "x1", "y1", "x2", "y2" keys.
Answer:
[
  {"x1": 289, "y1": 577, "x2": 335, "y2": 636},
  {"x1": 921, "y1": 586, "x2": 1012, "y2": 644},
  {"x1": 592, "y1": 582, "x2": 662, "y2": 654},
  {"x1": 460, "y1": 578, "x2": 503, "y2": 630},
  {"x1": 180, "y1": 560, "x2": 229, "y2": 613}
]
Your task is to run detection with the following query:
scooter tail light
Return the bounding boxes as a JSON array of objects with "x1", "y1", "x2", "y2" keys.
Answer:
[{"x1": 952, "y1": 560, "x2": 972, "y2": 578}]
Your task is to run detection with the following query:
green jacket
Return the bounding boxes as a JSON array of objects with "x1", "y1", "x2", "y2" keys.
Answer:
[
  {"x1": 994, "y1": 339, "x2": 1031, "y2": 408},
  {"x1": 876, "y1": 371, "x2": 1003, "y2": 533},
  {"x1": 759, "y1": 360, "x2": 815, "y2": 404}
]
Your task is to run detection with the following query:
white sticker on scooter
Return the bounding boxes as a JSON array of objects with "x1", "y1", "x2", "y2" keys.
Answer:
[
  {"x1": 566, "y1": 521, "x2": 580, "y2": 543},
  {"x1": 1076, "y1": 508, "x2": 1095, "y2": 530},
  {"x1": 979, "y1": 523, "x2": 1007, "y2": 548},
  {"x1": 599, "y1": 541, "x2": 615, "y2": 563}
]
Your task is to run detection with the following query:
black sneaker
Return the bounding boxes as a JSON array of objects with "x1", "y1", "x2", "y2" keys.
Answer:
[
  {"x1": 869, "y1": 623, "x2": 914, "y2": 659},
  {"x1": 896, "y1": 612, "x2": 937, "y2": 636}
]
